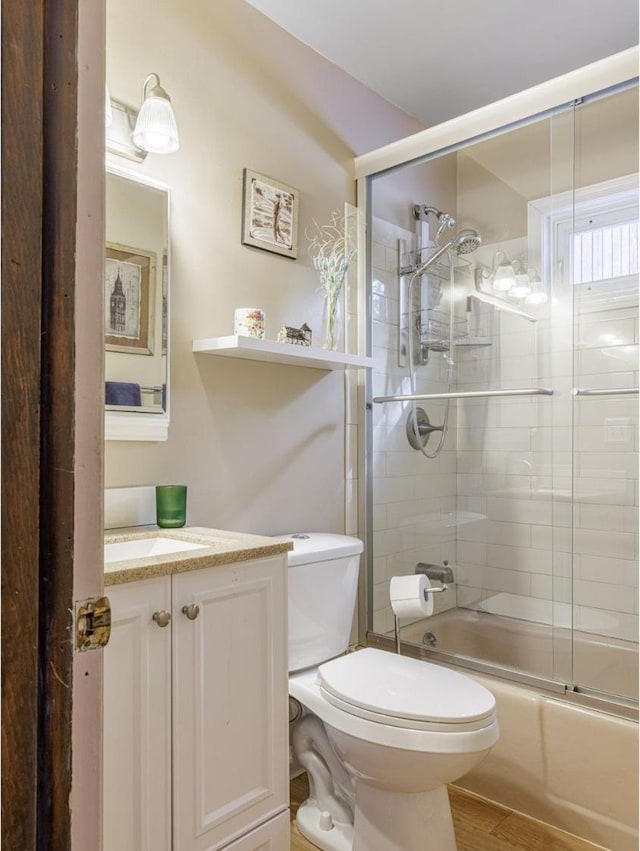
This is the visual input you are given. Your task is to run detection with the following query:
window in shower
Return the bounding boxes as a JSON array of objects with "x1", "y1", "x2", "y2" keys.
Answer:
[{"x1": 573, "y1": 219, "x2": 639, "y2": 285}]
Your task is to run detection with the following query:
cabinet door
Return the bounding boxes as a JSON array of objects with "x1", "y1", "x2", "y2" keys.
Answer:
[
  {"x1": 222, "y1": 811, "x2": 290, "y2": 850},
  {"x1": 173, "y1": 556, "x2": 289, "y2": 850},
  {"x1": 103, "y1": 576, "x2": 172, "y2": 851}
]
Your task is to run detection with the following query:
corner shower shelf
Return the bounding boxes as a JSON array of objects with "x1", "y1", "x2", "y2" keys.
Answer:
[{"x1": 192, "y1": 335, "x2": 375, "y2": 371}]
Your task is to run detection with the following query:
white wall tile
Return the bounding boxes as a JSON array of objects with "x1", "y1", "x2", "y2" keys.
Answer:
[
  {"x1": 455, "y1": 562, "x2": 487, "y2": 586},
  {"x1": 457, "y1": 518, "x2": 491, "y2": 543},
  {"x1": 552, "y1": 575, "x2": 572, "y2": 603},
  {"x1": 487, "y1": 496, "x2": 553, "y2": 526},
  {"x1": 457, "y1": 585, "x2": 487, "y2": 609},
  {"x1": 373, "y1": 579, "x2": 390, "y2": 612},
  {"x1": 574, "y1": 476, "x2": 636, "y2": 505},
  {"x1": 485, "y1": 567, "x2": 532, "y2": 595},
  {"x1": 578, "y1": 503, "x2": 638, "y2": 532},
  {"x1": 530, "y1": 524, "x2": 553, "y2": 550},
  {"x1": 576, "y1": 316, "x2": 636, "y2": 349},
  {"x1": 574, "y1": 580, "x2": 636, "y2": 614},
  {"x1": 372, "y1": 504, "x2": 387, "y2": 531},
  {"x1": 456, "y1": 540, "x2": 487, "y2": 566},
  {"x1": 576, "y1": 553, "x2": 637, "y2": 586},
  {"x1": 530, "y1": 574, "x2": 552, "y2": 600},
  {"x1": 373, "y1": 556, "x2": 387, "y2": 584},
  {"x1": 414, "y1": 473, "x2": 457, "y2": 499},
  {"x1": 386, "y1": 497, "x2": 442, "y2": 529},
  {"x1": 373, "y1": 477, "x2": 414, "y2": 504},
  {"x1": 579, "y1": 344, "x2": 639, "y2": 377},
  {"x1": 573, "y1": 528, "x2": 636, "y2": 560},
  {"x1": 487, "y1": 544, "x2": 552, "y2": 574}
]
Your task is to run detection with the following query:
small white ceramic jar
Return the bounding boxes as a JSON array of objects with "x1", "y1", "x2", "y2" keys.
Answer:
[{"x1": 234, "y1": 308, "x2": 265, "y2": 339}]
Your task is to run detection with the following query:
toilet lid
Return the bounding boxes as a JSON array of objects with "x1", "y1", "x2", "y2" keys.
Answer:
[{"x1": 318, "y1": 648, "x2": 495, "y2": 728}]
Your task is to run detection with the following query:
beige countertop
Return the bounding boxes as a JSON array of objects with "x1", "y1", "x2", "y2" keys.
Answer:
[{"x1": 104, "y1": 525, "x2": 293, "y2": 586}]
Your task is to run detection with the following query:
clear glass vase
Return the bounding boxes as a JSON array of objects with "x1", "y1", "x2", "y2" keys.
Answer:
[{"x1": 322, "y1": 289, "x2": 344, "y2": 351}]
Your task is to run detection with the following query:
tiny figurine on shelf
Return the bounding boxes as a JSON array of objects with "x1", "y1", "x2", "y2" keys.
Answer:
[{"x1": 277, "y1": 323, "x2": 312, "y2": 346}]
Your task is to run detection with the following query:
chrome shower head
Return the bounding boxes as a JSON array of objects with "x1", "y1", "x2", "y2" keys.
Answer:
[
  {"x1": 454, "y1": 228, "x2": 482, "y2": 255},
  {"x1": 413, "y1": 204, "x2": 448, "y2": 222},
  {"x1": 413, "y1": 205, "x2": 457, "y2": 246}
]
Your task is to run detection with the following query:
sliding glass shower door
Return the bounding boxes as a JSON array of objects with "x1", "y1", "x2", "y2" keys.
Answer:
[{"x1": 365, "y1": 82, "x2": 638, "y2": 709}]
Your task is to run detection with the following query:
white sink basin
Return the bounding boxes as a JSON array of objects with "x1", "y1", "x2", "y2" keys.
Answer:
[{"x1": 104, "y1": 536, "x2": 208, "y2": 563}]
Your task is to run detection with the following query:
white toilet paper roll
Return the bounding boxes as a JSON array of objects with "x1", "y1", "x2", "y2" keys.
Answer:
[{"x1": 389, "y1": 574, "x2": 434, "y2": 619}]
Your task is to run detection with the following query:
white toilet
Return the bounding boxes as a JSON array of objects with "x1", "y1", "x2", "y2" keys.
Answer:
[{"x1": 285, "y1": 533, "x2": 499, "y2": 851}]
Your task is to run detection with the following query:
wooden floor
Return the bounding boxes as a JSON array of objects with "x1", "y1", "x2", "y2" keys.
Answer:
[{"x1": 290, "y1": 775, "x2": 604, "y2": 851}]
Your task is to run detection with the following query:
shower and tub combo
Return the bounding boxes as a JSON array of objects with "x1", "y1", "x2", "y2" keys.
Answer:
[{"x1": 356, "y1": 50, "x2": 639, "y2": 851}]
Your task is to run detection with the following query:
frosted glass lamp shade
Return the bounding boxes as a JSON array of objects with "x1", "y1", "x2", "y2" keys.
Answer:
[
  {"x1": 525, "y1": 282, "x2": 548, "y2": 304},
  {"x1": 133, "y1": 96, "x2": 179, "y2": 153},
  {"x1": 133, "y1": 74, "x2": 179, "y2": 154},
  {"x1": 492, "y1": 262, "x2": 516, "y2": 292},
  {"x1": 509, "y1": 272, "x2": 532, "y2": 298}
]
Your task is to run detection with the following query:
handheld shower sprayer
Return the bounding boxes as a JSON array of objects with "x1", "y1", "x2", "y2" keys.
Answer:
[
  {"x1": 412, "y1": 228, "x2": 482, "y2": 278},
  {"x1": 405, "y1": 224, "x2": 482, "y2": 459}
]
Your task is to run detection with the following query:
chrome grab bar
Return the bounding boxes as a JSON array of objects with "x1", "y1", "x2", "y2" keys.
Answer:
[
  {"x1": 574, "y1": 387, "x2": 639, "y2": 397},
  {"x1": 373, "y1": 387, "x2": 554, "y2": 403}
]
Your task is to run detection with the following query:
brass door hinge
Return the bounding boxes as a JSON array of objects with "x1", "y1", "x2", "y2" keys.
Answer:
[{"x1": 75, "y1": 596, "x2": 111, "y2": 651}]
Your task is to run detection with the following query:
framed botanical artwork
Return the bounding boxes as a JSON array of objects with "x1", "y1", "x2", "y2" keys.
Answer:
[
  {"x1": 104, "y1": 242, "x2": 156, "y2": 355},
  {"x1": 241, "y1": 169, "x2": 299, "y2": 259}
]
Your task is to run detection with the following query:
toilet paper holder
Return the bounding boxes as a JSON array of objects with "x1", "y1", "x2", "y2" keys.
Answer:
[
  {"x1": 393, "y1": 577, "x2": 449, "y2": 655},
  {"x1": 422, "y1": 583, "x2": 448, "y2": 596}
]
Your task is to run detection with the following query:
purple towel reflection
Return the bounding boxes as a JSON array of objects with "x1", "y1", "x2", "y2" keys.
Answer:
[{"x1": 105, "y1": 381, "x2": 142, "y2": 406}]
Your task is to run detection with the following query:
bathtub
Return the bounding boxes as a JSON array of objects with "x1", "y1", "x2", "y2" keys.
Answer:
[
  {"x1": 369, "y1": 608, "x2": 639, "y2": 850},
  {"x1": 400, "y1": 607, "x2": 638, "y2": 701}
]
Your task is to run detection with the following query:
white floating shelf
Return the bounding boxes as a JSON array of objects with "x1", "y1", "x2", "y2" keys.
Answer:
[{"x1": 193, "y1": 335, "x2": 375, "y2": 370}]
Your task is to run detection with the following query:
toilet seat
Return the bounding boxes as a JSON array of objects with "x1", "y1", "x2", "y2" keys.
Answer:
[
  {"x1": 290, "y1": 652, "x2": 498, "y2": 755},
  {"x1": 318, "y1": 648, "x2": 496, "y2": 733}
]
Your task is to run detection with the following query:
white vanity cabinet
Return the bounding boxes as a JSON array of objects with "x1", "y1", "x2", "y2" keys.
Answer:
[
  {"x1": 103, "y1": 554, "x2": 289, "y2": 851},
  {"x1": 104, "y1": 575, "x2": 173, "y2": 850}
]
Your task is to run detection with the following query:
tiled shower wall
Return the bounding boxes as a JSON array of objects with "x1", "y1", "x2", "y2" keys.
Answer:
[
  {"x1": 455, "y1": 298, "x2": 638, "y2": 643},
  {"x1": 370, "y1": 218, "x2": 638, "y2": 644},
  {"x1": 371, "y1": 217, "x2": 458, "y2": 634}
]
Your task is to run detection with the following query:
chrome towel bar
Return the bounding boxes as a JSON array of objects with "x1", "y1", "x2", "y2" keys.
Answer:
[
  {"x1": 373, "y1": 387, "x2": 554, "y2": 403},
  {"x1": 574, "y1": 387, "x2": 639, "y2": 396}
]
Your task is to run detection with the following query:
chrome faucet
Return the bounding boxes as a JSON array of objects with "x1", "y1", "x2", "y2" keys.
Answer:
[{"x1": 415, "y1": 562, "x2": 454, "y2": 584}]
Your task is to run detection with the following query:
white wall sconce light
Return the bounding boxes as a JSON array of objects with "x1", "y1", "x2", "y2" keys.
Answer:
[
  {"x1": 106, "y1": 73, "x2": 179, "y2": 162},
  {"x1": 475, "y1": 250, "x2": 547, "y2": 306},
  {"x1": 132, "y1": 73, "x2": 179, "y2": 154},
  {"x1": 488, "y1": 251, "x2": 516, "y2": 292}
]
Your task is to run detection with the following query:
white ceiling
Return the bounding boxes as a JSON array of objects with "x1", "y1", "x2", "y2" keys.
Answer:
[{"x1": 244, "y1": 0, "x2": 639, "y2": 126}]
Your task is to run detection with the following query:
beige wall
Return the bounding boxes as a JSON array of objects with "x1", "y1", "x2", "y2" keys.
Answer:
[
  {"x1": 371, "y1": 153, "x2": 458, "y2": 233},
  {"x1": 104, "y1": 0, "x2": 424, "y2": 535},
  {"x1": 457, "y1": 86, "x2": 639, "y2": 241}
]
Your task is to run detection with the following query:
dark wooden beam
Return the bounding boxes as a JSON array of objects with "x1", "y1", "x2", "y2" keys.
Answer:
[
  {"x1": 38, "y1": 0, "x2": 80, "y2": 847},
  {"x1": 1, "y1": 2, "x2": 45, "y2": 848}
]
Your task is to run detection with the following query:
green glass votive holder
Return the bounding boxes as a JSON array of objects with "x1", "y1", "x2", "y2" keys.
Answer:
[{"x1": 155, "y1": 485, "x2": 187, "y2": 529}]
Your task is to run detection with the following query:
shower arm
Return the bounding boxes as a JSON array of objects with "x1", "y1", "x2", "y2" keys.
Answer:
[{"x1": 373, "y1": 387, "x2": 554, "y2": 404}]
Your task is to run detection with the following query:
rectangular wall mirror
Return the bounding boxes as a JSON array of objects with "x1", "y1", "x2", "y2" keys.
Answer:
[{"x1": 105, "y1": 161, "x2": 170, "y2": 441}]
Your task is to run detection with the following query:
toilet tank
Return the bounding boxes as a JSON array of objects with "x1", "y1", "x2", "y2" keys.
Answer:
[{"x1": 283, "y1": 533, "x2": 363, "y2": 673}]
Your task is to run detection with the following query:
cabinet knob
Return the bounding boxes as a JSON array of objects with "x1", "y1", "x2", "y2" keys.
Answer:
[
  {"x1": 152, "y1": 610, "x2": 171, "y2": 628},
  {"x1": 182, "y1": 604, "x2": 200, "y2": 621}
]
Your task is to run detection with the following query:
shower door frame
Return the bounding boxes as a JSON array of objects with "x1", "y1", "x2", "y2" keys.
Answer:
[{"x1": 354, "y1": 48, "x2": 639, "y2": 720}]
